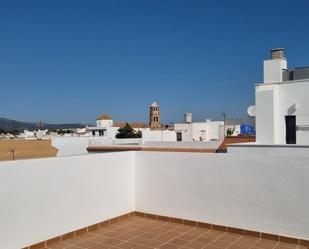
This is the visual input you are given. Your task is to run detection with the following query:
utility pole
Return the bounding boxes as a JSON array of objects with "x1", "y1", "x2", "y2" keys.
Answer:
[
  {"x1": 10, "y1": 147, "x2": 15, "y2": 160},
  {"x1": 222, "y1": 112, "x2": 226, "y2": 137}
]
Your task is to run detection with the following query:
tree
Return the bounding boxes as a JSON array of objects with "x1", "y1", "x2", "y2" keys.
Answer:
[
  {"x1": 226, "y1": 127, "x2": 235, "y2": 136},
  {"x1": 115, "y1": 123, "x2": 142, "y2": 139}
]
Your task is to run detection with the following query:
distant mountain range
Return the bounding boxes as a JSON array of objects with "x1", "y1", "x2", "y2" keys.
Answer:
[{"x1": 0, "y1": 117, "x2": 86, "y2": 131}]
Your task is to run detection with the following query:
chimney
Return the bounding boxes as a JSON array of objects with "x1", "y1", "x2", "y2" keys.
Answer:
[
  {"x1": 184, "y1": 113, "x2": 192, "y2": 123},
  {"x1": 263, "y1": 48, "x2": 287, "y2": 83},
  {"x1": 271, "y1": 48, "x2": 285, "y2": 60}
]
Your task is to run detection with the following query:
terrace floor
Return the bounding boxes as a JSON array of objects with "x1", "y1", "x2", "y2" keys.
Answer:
[{"x1": 38, "y1": 216, "x2": 306, "y2": 249}]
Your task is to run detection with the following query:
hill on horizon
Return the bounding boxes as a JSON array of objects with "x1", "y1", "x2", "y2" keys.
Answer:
[{"x1": 0, "y1": 117, "x2": 87, "y2": 131}]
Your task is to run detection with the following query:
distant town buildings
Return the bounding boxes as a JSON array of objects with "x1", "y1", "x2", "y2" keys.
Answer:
[
  {"x1": 174, "y1": 115, "x2": 224, "y2": 142},
  {"x1": 88, "y1": 101, "x2": 240, "y2": 143}
]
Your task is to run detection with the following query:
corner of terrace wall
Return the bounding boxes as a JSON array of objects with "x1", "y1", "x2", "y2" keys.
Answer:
[{"x1": 132, "y1": 151, "x2": 138, "y2": 212}]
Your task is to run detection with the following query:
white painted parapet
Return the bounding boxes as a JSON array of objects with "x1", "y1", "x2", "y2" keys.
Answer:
[
  {"x1": 0, "y1": 153, "x2": 135, "y2": 249},
  {"x1": 135, "y1": 152, "x2": 309, "y2": 240},
  {"x1": 1, "y1": 151, "x2": 309, "y2": 248},
  {"x1": 228, "y1": 143, "x2": 309, "y2": 157}
]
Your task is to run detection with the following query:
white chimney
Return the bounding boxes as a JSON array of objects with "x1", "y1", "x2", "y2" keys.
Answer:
[
  {"x1": 184, "y1": 113, "x2": 192, "y2": 123},
  {"x1": 263, "y1": 48, "x2": 287, "y2": 83}
]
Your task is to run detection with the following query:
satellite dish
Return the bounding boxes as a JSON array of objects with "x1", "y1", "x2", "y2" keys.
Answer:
[{"x1": 247, "y1": 105, "x2": 256, "y2": 117}]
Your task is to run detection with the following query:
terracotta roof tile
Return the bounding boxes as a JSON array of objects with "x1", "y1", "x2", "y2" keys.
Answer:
[
  {"x1": 96, "y1": 114, "x2": 112, "y2": 120},
  {"x1": 216, "y1": 136, "x2": 256, "y2": 152},
  {"x1": 112, "y1": 122, "x2": 149, "y2": 129},
  {"x1": 87, "y1": 146, "x2": 216, "y2": 153}
]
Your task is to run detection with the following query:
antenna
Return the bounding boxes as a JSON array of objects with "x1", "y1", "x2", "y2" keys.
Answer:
[
  {"x1": 247, "y1": 106, "x2": 256, "y2": 117},
  {"x1": 37, "y1": 120, "x2": 44, "y2": 130},
  {"x1": 222, "y1": 112, "x2": 226, "y2": 137}
]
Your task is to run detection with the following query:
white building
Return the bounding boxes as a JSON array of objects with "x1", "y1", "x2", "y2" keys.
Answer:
[
  {"x1": 141, "y1": 129, "x2": 176, "y2": 142},
  {"x1": 18, "y1": 129, "x2": 48, "y2": 139},
  {"x1": 87, "y1": 114, "x2": 119, "y2": 139},
  {"x1": 255, "y1": 48, "x2": 309, "y2": 145},
  {"x1": 88, "y1": 113, "x2": 176, "y2": 143},
  {"x1": 174, "y1": 113, "x2": 224, "y2": 141}
]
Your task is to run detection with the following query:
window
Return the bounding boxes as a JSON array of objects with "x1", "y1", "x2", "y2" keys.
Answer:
[{"x1": 99, "y1": 130, "x2": 105, "y2": 136}]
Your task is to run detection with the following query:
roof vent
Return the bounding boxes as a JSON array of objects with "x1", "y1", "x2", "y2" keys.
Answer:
[{"x1": 271, "y1": 48, "x2": 285, "y2": 59}]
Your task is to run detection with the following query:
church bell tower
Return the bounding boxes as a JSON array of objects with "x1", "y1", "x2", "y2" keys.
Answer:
[{"x1": 149, "y1": 101, "x2": 161, "y2": 130}]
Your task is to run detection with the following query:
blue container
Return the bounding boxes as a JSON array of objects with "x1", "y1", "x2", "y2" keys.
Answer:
[{"x1": 240, "y1": 124, "x2": 255, "y2": 135}]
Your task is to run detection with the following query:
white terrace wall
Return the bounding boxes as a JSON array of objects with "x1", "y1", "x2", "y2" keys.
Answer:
[
  {"x1": 51, "y1": 137, "x2": 114, "y2": 157},
  {"x1": 0, "y1": 152, "x2": 135, "y2": 249},
  {"x1": 1, "y1": 151, "x2": 309, "y2": 249},
  {"x1": 228, "y1": 144, "x2": 309, "y2": 157},
  {"x1": 135, "y1": 152, "x2": 309, "y2": 240}
]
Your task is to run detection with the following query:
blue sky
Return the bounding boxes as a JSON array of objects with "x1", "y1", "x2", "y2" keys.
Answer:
[{"x1": 1, "y1": 0, "x2": 309, "y2": 124}]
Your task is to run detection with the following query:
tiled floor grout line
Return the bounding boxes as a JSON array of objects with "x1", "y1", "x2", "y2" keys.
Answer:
[
  {"x1": 110, "y1": 219, "x2": 157, "y2": 247},
  {"x1": 118, "y1": 219, "x2": 176, "y2": 248},
  {"x1": 120, "y1": 218, "x2": 176, "y2": 248},
  {"x1": 57, "y1": 218, "x2": 144, "y2": 249},
  {"x1": 247, "y1": 237, "x2": 280, "y2": 249},
  {"x1": 200, "y1": 231, "x2": 233, "y2": 249},
  {"x1": 185, "y1": 226, "x2": 214, "y2": 248},
  {"x1": 147, "y1": 223, "x2": 200, "y2": 248},
  {"x1": 224, "y1": 234, "x2": 245, "y2": 249},
  {"x1": 153, "y1": 224, "x2": 196, "y2": 248},
  {"x1": 248, "y1": 238, "x2": 262, "y2": 249},
  {"x1": 273, "y1": 241, "x2": 280, "y2": 248}
]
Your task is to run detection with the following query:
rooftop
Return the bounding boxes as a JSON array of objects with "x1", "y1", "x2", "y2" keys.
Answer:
[
  {"x1": 112, "y1": 122, "x2": 149, "y2": 129},
  {"x1": 26, "y1": 215, "x2": 307, "y2": 249},
  {"x1": 87, "y1": 137, "x2": 256, "y2": 153},
  {"x1": 1, "y1": 151, "x2": 308, "y2": 248},
  {"x1": 97, "y1": 114, "x2": 113, "y2": 120}
]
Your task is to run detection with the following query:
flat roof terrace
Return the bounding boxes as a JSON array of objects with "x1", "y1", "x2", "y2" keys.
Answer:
[
  {"x1": 27, "y1": 215, "x2": 306, "y2": 249},
  {"x1": 1, "y1": 152, "x2": 309, "y2": 248}
]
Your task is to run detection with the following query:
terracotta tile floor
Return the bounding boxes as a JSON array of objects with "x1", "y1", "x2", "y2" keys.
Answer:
[{"x1": 40, "y1": 216, "x2": 307, "y2": 249}]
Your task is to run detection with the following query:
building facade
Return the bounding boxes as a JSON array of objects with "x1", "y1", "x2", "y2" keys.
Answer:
[
  {"x1": 255, "y1": 48, "x2": 309, "y2": 145},
  {"x1": 174, "y1": 114, "x2": 224, "y2": 142}
]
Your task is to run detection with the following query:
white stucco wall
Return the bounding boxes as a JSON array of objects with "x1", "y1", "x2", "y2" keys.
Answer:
[
  {"x1": 96, "y1": 119, "x2": 113, "y2": 127},
  {"x1": 0, "y1": 153, "x2": 135, "y2": 249},
  {"x1": 263, "y1": 59, "x2": 287, "y2": 83},
  {"x1": 256, "y1": 80, "x2": 309, "y2": 145},
  {"x1": 191, "y1": 122, "x2": 207, "y2": 141},
  {"x1": 228, "y1": 143, "x2": 309, "y2": 157},
  {"x1": 142, "y1": 130, "x2": 176, "y2": 142},
  {"x1": 174, "y1": 121, "x2": 223, "y2": 142},
  {"x1": 202, "y1": 121, "x2": 224, "y2": 140},
  {"x1": 255, "y1": 85, "x2": 275, "y2": 144},
  {"x1": 135, "y1": 152, "x2": 309, "y2": 240},
  {"x1": 105, "y1": 126, "x2": 118, "y2": 139},
  {"x1": 174, "y1": 123, "x2": 193, "y2": 141},
  {"x1": 277, "y1": 81, "x2": 309, "y2": 144},
  {"x1": 52, "y1": 137, "x2": 115, "y2": 156},
  {"x1": 1, "y1": 151, "x2": 309, "y2": 248}
]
